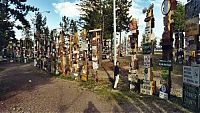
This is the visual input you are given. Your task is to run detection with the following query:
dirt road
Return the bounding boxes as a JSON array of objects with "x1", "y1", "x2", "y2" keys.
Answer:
[{"x1": 0, "y1": 63, "x2": 123, "y2": 113}]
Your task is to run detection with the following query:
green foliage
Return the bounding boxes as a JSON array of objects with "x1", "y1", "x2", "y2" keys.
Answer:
[
  {"x1": 0, "y1": 0, "x2": 38, "y2": 50},
  {"x1": 60, "y1": 16, "x2": 78, "y2": 35},
  {"x1": 35, "y1": 12, "x2": 47, "y2": 34},
  {"x1": 173, "y1": 2, "x2": 185, "y2": 31},
  {"x1": 78, "y1": 0, "x2": 132, "y2": 40}
]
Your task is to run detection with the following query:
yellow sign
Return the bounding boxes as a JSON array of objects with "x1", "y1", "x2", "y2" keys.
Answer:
[{"x1": 185, "y1": 17, "x2": 199, "y2": 37}]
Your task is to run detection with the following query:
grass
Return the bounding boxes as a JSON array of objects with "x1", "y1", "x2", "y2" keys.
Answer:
[{"x1": 0, "y1": 68, "x2": 5, "y2": 72}]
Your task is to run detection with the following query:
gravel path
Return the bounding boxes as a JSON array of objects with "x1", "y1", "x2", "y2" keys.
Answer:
[{"x1": 0, "y1": 63, "x2": 122, "y2": 113}]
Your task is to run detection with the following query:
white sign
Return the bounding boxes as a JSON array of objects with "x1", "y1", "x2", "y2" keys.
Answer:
[
  {"x1": 183, "y1": 66, "x2": 200, "y2": 86},
  {"x1": 159, "y1": 91, "x2": 168, "y2": 99},
  {"x1": 144, "y1": 55, "x2": 151, "y2": 68},
  {"x1": 92, "y1": 61, "x2": 98, "y2": 69}
]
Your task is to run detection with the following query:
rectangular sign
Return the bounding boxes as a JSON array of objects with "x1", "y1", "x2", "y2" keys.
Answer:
[
  {"x1": 185, "y1": 0, "x2": 200, "y2": 19},
  {"x1": 183, "y1": 83, "x2": 200, "y2": 111},
  {"x1": 183, "y1": 66, "x2": 200, "y2": 86},
  {"x1": 144, "y1": 55, "x2": 151, "y2": 68},
  {"x1": 159, "y1": 91, "x2": 168, "y2": 99},
  {"x1": 159, "y1": 60, "x2": 172, "y2": 67},
  {"x1": 142, "y1": 43, "x2": 152, "y2": 54},
  {"x1": 185, "y1": 17, "x2": 199, "y2": 37},
  {"x1": 140, "y1": 80, "x2": 156, "y2": 95}
]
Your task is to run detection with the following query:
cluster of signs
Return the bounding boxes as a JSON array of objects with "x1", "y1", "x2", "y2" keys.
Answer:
[
  {"x1": 140, "y1": 4, "x2": 156, "y2": 96},
  {"x1": 183, "y1": 65, "x2": 200, "y2": 111},
  {"x1": 159, "y1": 60, "x2": 172, "y2": 99}
]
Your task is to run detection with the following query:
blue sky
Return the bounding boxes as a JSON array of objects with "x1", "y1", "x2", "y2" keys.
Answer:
[{"x1": 15, "y1": 0, "x2": 187, "y2": 46}]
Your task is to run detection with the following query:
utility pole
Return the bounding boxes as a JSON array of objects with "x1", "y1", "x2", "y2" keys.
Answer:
[{"x1": 113, "y1": 0, "x2": 117, "y2": 66}]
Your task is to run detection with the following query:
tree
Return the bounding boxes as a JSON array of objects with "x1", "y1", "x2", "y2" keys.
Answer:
[
  {"x1": 35, "y1": 12, "x2": 47, "y2": 34},
  {"x1": 0, "y1": 0, "x2": 38, "y2": 50},
  {"x1": 116, "y1": 0, "x2": 132, "y2": 44},
  {"x1": 173, "y1": 2, "x2": 185, "y2": 32},
  {"x1": 78, "y1": 0, "x2": 102, "y2": 30}
]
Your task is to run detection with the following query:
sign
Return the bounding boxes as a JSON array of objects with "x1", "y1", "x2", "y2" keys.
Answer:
[
  {"x1": 144, "y1": 55, "x2": 151, "y2": 68},
  {"x1": 161, "y1": 0, "x2": 171, "y2": 15},
  {"x1": 159, "y1": 91, "x2": 168, "y2": 99},
  {"x1": 142, "y1": 43, "x2": 152, "y2": 54},
  {"x1": 185, "y1": 17, "x2": 199, "y2": 37},
  {"x1": 183, "y1": 83, "x2": 200, "y2": 111},
  {"x1": 159, "y1": 60, "x2": 172, "y2": 67},
  {"x1": 183, "y1": 66, "x2": 200, "y2": 86},
  {"x1": 185, "y1": 0, "x2": 200, "y2": 19},
  {"x1": 140, "y1": 80, "x2": 156, "y2": 95}
]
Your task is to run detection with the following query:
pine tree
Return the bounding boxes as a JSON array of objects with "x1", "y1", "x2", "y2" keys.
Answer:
[{"x1": 0, "y1": 0, "x2": 38, "y2": 50}]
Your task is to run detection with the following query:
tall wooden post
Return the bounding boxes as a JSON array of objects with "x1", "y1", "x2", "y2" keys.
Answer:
[{"x1": 140, "y1": 4, "x2": 156, "y2": 95}]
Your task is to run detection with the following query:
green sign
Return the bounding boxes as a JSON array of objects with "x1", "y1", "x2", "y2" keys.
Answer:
[
  {"x1": 142, "y1": 43, "x2": 151, "y2": 54},
  {"x1": 161, "y1": 67, "x2": 169, "y2": 80},
  {"x1": 159, "y1": 60, "x2": 172, "y2": 67},
  {"x1": 183, "y1": 83, "x2": 200, "y2": 111}
]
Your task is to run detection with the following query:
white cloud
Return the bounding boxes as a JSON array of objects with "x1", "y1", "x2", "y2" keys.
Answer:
[{"x1": 52, "y1": 1, "x2": 80, "y2": 18}]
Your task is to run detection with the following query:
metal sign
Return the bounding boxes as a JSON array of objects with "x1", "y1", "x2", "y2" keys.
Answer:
[
  {"x1": 185, "y1": 17, "x2": 199, "y2": 37},
  {"x1": 142, "y1": 43, "x2": 152, "y2": 54},
  {"x1": 183, "y1": 83, "x2": 200, "y2": 111},
  {"x1": 159, "y1": 60, "x2": 172, "y2": 67},
  {"x1": 183, "y1": 66, "x2": 200, "y2": 86},
  {"x1": 159, "y1": 91, "x2": 168, "y2": 99},
  {"x1": 185, "y1": 0, "x2": 200, "y2": 19},
  {"x1": 161, "y1": 0, "x2": 171, "y2": 15}
]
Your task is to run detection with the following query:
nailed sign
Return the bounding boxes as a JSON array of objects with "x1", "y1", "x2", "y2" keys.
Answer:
[
  {"x1": 140, "y1": 80, "x2": 156, "y2": 95},
  {"x1": 183, "y1": 66, "x2": 200, "y2": 86},
  {"x1": 185, "y1": 17, "x2": 199, "y2": 37},
  {"x1": 144, "y1": 55, "x2": 151, "y2": 68},
  {"x1": 185, "y1": 0, "x2": 200, "y2": 19},
  {"x1": 183, "y1": 83, "x2": 200, "y2": 111}
]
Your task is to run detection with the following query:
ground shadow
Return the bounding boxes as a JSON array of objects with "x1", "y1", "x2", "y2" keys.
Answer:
[
  {"x1": 102, "y1": 66, "x2": 114, "y2": 87},
  {"x1": 83, "y1": 101, "x2": 100, "y2": 113},
  {"x1": 0, "y1": 62, "x2": 53, "y2": 102}
]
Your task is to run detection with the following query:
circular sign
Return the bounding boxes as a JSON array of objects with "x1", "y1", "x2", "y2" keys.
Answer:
[
  {"x1": 160, "y1": 85, "x2": 167, "y2": 92},
  {"x1": 161, "y1": 0, "x2": 171, "y2": 15}
]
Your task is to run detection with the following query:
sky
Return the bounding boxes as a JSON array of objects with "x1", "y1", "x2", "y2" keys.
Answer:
[{"x1": 15, "y1": 0, "x2": 187, "y2": 46}]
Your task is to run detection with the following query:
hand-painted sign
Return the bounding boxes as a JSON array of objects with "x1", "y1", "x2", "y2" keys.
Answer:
[
  {"x1": 185, "y1": 17, "x2": 199, "y2": 37},
  {"x1": 183, "y1": 66, "x2": 200, "y2": 86},
  {"x1": 140, "y1": 80, "x2": 156, "y2": 95},
  {"x1": 144, "y1": 55, "x2": 151, "y2": 68}
]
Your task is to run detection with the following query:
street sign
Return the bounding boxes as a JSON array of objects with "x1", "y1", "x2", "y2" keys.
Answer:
[
  {"x1": 140, "y1": 80, "x2": 156, "y2": 95},
  {"x1": 183, "y1": 66, "x2": 200, "y2": 86},
  {"x1": 159, "y1": 60, "x2": 172, "y2": 67},
  {"x1": 183, "y1": 83, "x2": 200, "y2": 111},
  {"x1": 142, "y1": 43, "x2": 152, "y2": 54}
]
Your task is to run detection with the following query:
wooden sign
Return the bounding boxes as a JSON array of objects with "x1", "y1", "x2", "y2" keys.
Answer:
[
  {"x1": 183, "y1": 66, "x2": 200, "y2": 86},
  {"x1": 144, "y1": 55, "x2": 151, "y2": 68},
  {"x1": 140, "y1": 80, "x2": 156, "y2": 95},
  {"x1": 185, "y1": 17, "x2": 199, "y2": 37}
]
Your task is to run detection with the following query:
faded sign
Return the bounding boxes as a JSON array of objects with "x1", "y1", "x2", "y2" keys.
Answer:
[{"x1": 185, "y1": 17, "x2": 199, "y2": 37}]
